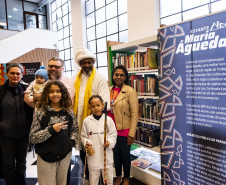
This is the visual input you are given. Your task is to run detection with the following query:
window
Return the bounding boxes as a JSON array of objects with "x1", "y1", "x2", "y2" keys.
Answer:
[
  {"x1": 160, "y1": 0, "x2": 226, "y2": 25},
  {"x1": 51, "y1": 0, "x2": 74, "y2": 77},
  {"x1": 85, "y1": 0, "x2": 128, "y2": 80}
]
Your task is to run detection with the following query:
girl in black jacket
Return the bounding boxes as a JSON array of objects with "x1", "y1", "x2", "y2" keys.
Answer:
[{"x1": 29, "y1": 81, "x2": 78, "y2": 185}]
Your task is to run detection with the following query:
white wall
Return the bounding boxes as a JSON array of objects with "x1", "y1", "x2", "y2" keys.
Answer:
[
  {"x1": 0, "y1": 28, "x2": 58, "y2": 63},
  {"x1": 127, "y1": 0, "x2": 160, "y2": 41}
]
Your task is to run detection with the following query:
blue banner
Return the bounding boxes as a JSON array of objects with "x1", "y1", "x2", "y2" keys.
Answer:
[{"x1": 158, "y1": 11, "x2": 226, "y2": 185}]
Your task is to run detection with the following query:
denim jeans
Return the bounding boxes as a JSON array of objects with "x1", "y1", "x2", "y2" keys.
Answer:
[{"x1": 0, "y1": 135, "x2": 29, "y2": 185}]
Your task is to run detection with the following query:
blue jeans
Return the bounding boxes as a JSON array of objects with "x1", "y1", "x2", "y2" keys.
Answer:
[
  {"x1": 113, "y1": 136, "x2": 131, "y2": 178},
  {"x1": 0, "y1": 135, "x2": 29, "y2": 185}
]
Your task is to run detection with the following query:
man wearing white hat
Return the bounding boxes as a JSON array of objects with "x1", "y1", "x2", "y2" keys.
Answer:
[{"x1": 73, "y1": 47, "x2": 110, "y2": 182}]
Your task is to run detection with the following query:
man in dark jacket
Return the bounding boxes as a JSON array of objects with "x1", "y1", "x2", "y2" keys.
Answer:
[{"x1": 0, "y1": 63, "x2": 33, "y2": 185}]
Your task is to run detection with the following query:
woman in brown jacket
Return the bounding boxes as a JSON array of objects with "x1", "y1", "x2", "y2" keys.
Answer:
[{"x1": 108, "y1": 65, "x2": 138, "y2": 185}]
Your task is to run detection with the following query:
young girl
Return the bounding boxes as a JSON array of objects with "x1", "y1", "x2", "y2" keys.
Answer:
[
  {"x1": 29, "y1": 80, "x2": 78, "y2": 185},
  {"x1": 81, "y1": 95, "x2": 117, "y2": 185}
]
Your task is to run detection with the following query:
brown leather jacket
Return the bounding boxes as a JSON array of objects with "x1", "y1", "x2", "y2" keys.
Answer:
[{"x1": 109, "y1": 84, "x2": 138, "y2": 137}]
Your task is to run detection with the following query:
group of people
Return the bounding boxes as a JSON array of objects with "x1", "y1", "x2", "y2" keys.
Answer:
[{"x1": 0, "y1": 47, "x2": 138, "y2": 185}]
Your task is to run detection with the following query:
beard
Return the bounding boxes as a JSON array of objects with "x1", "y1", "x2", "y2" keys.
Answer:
[{"x1": 48, "y1": 71, "x2": 61, "y2": 80}]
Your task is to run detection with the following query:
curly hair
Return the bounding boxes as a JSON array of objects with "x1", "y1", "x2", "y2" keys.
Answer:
[
  {"x1": 36, "y1": 80, "x2": 72, "y2": 112},
  {"x1": 112, "y1": 65, "x2": 129, "y2": 86}
]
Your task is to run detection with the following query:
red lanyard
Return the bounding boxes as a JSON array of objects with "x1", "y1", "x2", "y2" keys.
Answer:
[{"x1": 110, "y1": 88, "x2": 121, "y2": 105}]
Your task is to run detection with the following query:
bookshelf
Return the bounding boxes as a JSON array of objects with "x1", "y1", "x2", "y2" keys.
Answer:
[{"x1": 107, "y1": 35, "x2": 161, "y2": 185}]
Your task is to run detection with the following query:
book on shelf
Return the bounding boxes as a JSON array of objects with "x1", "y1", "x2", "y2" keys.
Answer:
[
  {"x1": 138, "y1": 99, "x2": 159, "y2": 120},
  {"x1": 136, "y1": 124, "x2": 160, "y2": 147},
  {"x1": 147, "y1": 48, "x2": 158, "y2": 69},
  {"x1": 111, "y1": 48, "x2": 158, "y2": 71},
  {"x1": 129, "y1": 74, "x2": 158, "y2": 96}
]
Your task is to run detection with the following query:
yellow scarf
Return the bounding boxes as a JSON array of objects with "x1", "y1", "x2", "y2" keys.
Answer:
[{"x1": 73, "y1": 67, "x2": 96, "y2": 120}]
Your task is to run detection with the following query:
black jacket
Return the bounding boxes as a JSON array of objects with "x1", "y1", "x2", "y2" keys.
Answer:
[
  {"x1": 29, "y1": 106, "x2": 78, "y2": 162},
  {"x1": 0, "y1": 80, "x2": 33, "y2": 138}
]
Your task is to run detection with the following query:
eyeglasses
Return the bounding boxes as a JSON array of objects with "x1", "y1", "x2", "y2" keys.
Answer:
[{"x1": 48, "y1": 65, "x2": 62, "y2": 69}]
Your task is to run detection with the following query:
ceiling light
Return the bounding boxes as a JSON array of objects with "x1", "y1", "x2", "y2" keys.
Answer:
[
  {"x1": 0, "y1": 22, "x2": 7, "y2": 26},
  {"x1": 13, "y1": 8, "x2": 18, "y2": 11},
  {"x1": 8, "y1": 15, "x2": 12, "y2": 18}
]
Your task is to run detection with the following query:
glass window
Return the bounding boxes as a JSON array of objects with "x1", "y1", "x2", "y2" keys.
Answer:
[
  {"x1": 7, "y1": 0, "x2": 23, "y2": 31},
  {"x1": 86, "y1": 0, "x2": 94, "y2": 14},
  {"x1": 211, "y1": 0, "x2": 226, "y2": 13},
  {"x1": 0, "y1": 0, "x2": 7, "y2": 30},
  {"x1": 107, "y1": 17, "x2": 118, "y2": 35},
  {"x1": 63, "y1": 14, "x2": 69, "y2": 27},
  {"x1": 39, "y1": 15, "x2": 47, "y2": 29},
  {"x1": 160, "y1": 0, "x2": 181, "y2": 18},
  {"x1": 64, "y1": 26, "x2": 69, "y2": 37},
  {"x1": 106, "y1": 1, "x2": 117, "y2": 20},
  {"x1": 62, "y1": 3, "x2": 69, "y2": 16},
  {"x1": 59, "y1": 40, "x2": 64, "y2": 51},
  {"x1": 97, "y1": 37, "x2": 107, "y2": 53},
  {"x1": 118, "y1": 0, "x2": 127, "y2": 15},
  {"x1": 183, "y1": 5, "x2": 209, "y2": 21},
  {"x1": 119, "y1": 13, "x2": 127, "y2": 31},
  {"x1": 183, "y1": 0, "x2": 209, "y2": 11},
  {"x1": 161, "y1": 13, "x2": 182, "y2": 25},
  {"x1": 95, "y1": 0, "x2": 105, "y2": 9},
  {"x1": 97, "y1": 67, "x2": 109, "y2": 80},
  {"x1": 107, "y1": 33, "x2": 118, "y2": 42},
  {"x1": 64, "y1": 37, "x2": 70, "y2": 49},
  {"x1": 87, "y1": 26, "x2": 96, "y2": 41},
  {"x1": 119, "y1": 30, "x2": 128, "y2": 42},
  {"x1": 86, "y1": 0, "x2": 128, "y2": 74},
  {"x1": 96, "y1": 7, "x2": 105, "y2": 24},
  {"x1": 97, "y1": 52, "x2": 108, "y2": 67},
  {"x1": 96, "y1": 22, "x2": 106, "y2": 38},
  {"x1": 56, "y1": 0, "x2": 62, "y2": 8},
  {"x1": 87, "y1": 13, "x2": 95, "y2": 28},
  {"x1": 160, "y1": 0, "x2": 226, "y2": 25},
  {"x1": 87, "y1": 40, "x2": 97, "y2": 53}
]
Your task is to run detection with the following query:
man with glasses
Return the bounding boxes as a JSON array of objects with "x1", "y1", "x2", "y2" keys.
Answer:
[{"x1": 24, "y1": 57, "x2": 75, "y2": 107}]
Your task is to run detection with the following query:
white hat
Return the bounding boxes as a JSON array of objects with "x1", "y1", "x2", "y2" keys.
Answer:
[{"x1": 74, "y1": 47, "x2": 96, "y2": 67}]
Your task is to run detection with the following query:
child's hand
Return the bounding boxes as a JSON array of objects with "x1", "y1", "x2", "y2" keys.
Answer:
[
  {"x1": 53, "y1": 121, "x2": 68, "y2": 132},
  {"x1": 85, "y1": 143, "x2": 92, "y2": 149},
  {"x1": 103, "y1": 140, "x2": 110, "y2": 148}
]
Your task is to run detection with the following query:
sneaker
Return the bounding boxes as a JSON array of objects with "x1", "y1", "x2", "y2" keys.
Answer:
[{"x1": 114, "y1": 176, "x2": 122, "y2": 185}]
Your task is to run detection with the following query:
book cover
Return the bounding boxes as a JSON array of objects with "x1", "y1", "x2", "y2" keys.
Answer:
[
  {"x1": 147, "y1": 48, "x2": 158, "y2": 69},
  {"x1": 131, "y1": 158, "x2": 152, "y2": 169}
]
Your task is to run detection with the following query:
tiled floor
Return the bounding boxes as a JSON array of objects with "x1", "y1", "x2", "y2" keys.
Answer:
[{"x1": 0, "y1": 148, "x2": 146, "y2": 185}]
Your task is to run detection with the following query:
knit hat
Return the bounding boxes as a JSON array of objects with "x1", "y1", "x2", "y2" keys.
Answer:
[
  {"x1": 74, "y1": 47, "x2": 96, "y2": 67},
  {"x1": 35, "y1": 65, "x2": 48, "y2": 80}
]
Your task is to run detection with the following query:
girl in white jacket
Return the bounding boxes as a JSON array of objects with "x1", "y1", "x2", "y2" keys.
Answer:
[{"x1": 81, "y1": 95, "x2": 117, "y2": 185}]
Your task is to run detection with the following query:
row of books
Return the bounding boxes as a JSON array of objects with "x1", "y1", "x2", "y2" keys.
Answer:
[
  {"x1": 138, "y1": 99, "x2": 160, "y2": 120},
  {"x1": 112, "y1": 48, "x2": 158, "y2": 71},
  {"x1": 136, "y1": 126, "x2": 160, "y2": 148},
  {"x1": 129, "y1": 74, "x2": 158, "y2": 95}
]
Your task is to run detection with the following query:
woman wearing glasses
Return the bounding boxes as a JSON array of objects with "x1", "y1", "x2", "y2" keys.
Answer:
[
  {"x1": 108, "y1": 65, "x2": 138, "y2": 185},
  {"x1": 0, "y1": 63, "x2": 33, "y2": 185}
]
